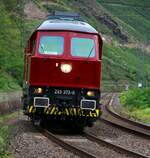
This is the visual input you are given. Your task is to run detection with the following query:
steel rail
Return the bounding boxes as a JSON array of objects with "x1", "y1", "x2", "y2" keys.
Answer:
[
  {"x1": 101, "y1": 93, "x2": 150, "y2": 138},
  {"x1": 100, "y1": 117, "x2": 150, "y2": 139},
  {"x1": 106, "y1": 94, "x2": 150, "y2": 130},
  {"x1": 84, "y1": 132, "x2": 149, "y2": 158},
  {"x1": 39, "y1": 127, "x2": 149, "y2": 158},
  {"x1": 39, "y1": 128, "x2": 96, "y2": 158}
]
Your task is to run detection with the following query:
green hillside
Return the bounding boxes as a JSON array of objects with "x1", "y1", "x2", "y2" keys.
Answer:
[
  {"x1": 0, "y1": 0, "x2": 40, "y2": 91},
  {"x1": 0, "y1": 1, "x2": 21, "y2": 91},
  {"x1": 0, "y1": 0, "x2": 150, "y2": 91},
  {"x1": 98, "y1": 0, "x2": 150, "y2": 43}
]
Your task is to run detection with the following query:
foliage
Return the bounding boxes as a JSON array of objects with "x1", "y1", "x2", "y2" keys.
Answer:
[
  {"x1": 0, "y1": 112, "x2": 18, "y2": 158},
  {"x1": 120, "y1": 88, "x2": 150, "y2": 109},
  {"x1": 0, "y1": 70, "x2": 20, "y2": 91},
  {"x1": 98, "y1": 0, "x2": 150, "y2": 43},
  {"x1": 129, "y1": 108, "x2": 150, "y2": 123},
  {"x1": 0, "y1": 0, "x2": 23, "y2": 90},
  {"x1": 120, "y1": 88, "x2": 150, "y2": 123},
  {"x1": 0, "y1": 126, "x2": 12, "y2": 158},
  {"x1": 102, "y1": 43, "x2": 150, "y2": 82},
  {"x1": 98, "y1": 0, "x2": 150, "y2": 7},
  {"x1": 0, "y1": 111, "x2": 18, "y2": 123},
  {"x1": 0, "y1": 0, "x2": 41, "y2": 91}
]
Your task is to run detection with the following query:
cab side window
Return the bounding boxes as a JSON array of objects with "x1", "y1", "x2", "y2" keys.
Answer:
[
  {"x1": 31, "y1": 40, "x2": 36, "y2": 55},
  {"x1": 29, "y1": 33, "x2": 37, "y2": 55},
  {"x1": 25, "y1": 41, "x2": 30, "y2": 54}
]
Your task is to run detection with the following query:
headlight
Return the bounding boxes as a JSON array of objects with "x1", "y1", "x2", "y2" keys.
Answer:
[
  {"x1": 87, "y1": 91, "x2": 95, "y2": 97},
  {"x1": 61, "y1": 63, "x2": 72, "y2": 73},
  {"x1": 34, "y1": 88, "x2": 43, "y2": 94}
]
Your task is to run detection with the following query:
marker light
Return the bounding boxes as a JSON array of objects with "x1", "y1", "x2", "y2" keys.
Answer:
[
  {"x1": 87, "y1": 91, "x2": 95, "y2": 97},
  {"x1": 34, "y1": 88, "x2": 43, "y2": 94},
  {"x1": 61, "y1": 63, "x2": 72, "y2": 73}
]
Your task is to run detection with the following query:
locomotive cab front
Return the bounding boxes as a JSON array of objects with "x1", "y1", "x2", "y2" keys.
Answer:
[{"x1": 23, "y1": 12, "x2": 103, "y2": 129}]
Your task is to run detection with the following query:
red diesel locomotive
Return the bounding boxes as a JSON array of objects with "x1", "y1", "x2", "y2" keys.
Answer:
[{"x1": 22, "y1": 12, "x2": 103, "y2": 130}]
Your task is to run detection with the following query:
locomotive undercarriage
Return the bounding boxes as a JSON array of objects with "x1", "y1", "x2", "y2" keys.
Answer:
[{"x1": 23, "y1": 86, "x2": 102, "y2": 129}]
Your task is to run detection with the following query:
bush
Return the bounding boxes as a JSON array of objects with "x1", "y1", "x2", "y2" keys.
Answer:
[
  {"x1": 0, "y1": 126, "x2": 10, "y2": 158},
  {"x1": 120, "y1": 88, "x2": 150, "y2": 110}
]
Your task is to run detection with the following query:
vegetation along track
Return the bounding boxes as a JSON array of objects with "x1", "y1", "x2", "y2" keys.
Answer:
[
  {"x1": 101, "y1": 93, "x2": 150, "y2": 138},
  {"x1": 107, "y1": 93, "x2": 150, "y2": 134},
  {"x1": 38, "y1": 127, "x2": 149, "y2": 158}
]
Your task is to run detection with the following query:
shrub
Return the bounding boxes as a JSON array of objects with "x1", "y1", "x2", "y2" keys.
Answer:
[{"x1": 120, "y1": 88, "x2": 150, "y2": 110}]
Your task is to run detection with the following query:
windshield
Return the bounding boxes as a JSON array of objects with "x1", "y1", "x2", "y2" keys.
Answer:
[
  {"x1": 39, "y1": 36, "x2": 64, "y2": 55},
  {"x1": 71, "y1": 37, "x2": 95, "y2": 57}
]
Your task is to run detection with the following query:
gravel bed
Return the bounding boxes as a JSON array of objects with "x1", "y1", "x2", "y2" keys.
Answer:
[
  {"x1": 60, "y1": 135, "x2": 134, "y2": 158},
  {"x1": 8, "y1": 115, "x2": 79, "y2": 158},
  {"x1": 85, "y1": 120, "x2": 150, "y2": 157}
]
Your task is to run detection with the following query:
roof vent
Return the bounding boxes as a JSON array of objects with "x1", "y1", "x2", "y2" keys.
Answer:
[{"x1": 47, "y1": 11, "x2": 84, "y2": 21}]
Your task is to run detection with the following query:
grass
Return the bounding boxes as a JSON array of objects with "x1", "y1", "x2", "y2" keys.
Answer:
[
  {"x1": 0, "y1": 112, "x2": 18, "y2": 158},
  {"x1": 126, "y1": 108, "x2": 150, "y2": 123},
  {"x1": 98, "y1": 0, "x2": 150, "y2": 43},
  {"x1": 0, "y1": 111, "x2": 19, "y2": 124},
  {"x1": 120, "y1": 88, "x2": 150, "y2": 123},
  {"x1": 98, "y1": 0, "x2": 150, "y2": 7},
  {"x1": 0, "y1": 126, "x2": 12, "y2": 158},
  {"x1": 0, "y1": 0, "x2": 42, "y2": 91},
  {"x1": 102, "y1": 43, "x2": 150, "y2": 83},
  {"x1": 0, "y1": 0, "x2": 23, "y2": 91},
  {"x1": 0, "y1": 71, "x2": 20, "y2": 91}
]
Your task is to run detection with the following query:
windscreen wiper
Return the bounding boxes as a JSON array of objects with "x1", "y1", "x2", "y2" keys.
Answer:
[
  {"x1": 40, "y1": 43, "x2": 45, "y2": 53},
  {"x1": 86, "y1": 45, "x2": 94, "y2": 62}
]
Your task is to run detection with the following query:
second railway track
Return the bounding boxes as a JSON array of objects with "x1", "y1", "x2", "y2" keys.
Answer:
[{"x1": 101, "y1": 93, "x2": 150, "y2": 138}]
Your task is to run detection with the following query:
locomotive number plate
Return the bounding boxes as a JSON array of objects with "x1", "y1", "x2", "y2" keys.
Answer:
[{"x1": 54, "y1": 89, "x2": 75, "y2": 95}]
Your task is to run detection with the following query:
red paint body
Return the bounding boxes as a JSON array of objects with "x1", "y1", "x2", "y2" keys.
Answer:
[{"x1": 24, "y1": 31, "x2": 102, "y2": 90}]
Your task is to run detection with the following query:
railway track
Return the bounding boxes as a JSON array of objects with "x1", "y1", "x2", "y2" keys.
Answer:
[
  {"x1": 34, "y1": 93, "x2": 150, "y2": 158},
  {"x1": 101, "y1": 93, "x2": 150, "y2": 138},
  {"x1": 39, "y1": 128, "x2": 96, "y2": 158},
  {"x1": 107, "y1": 93, "x2": 150, "y2": 130},
  {"x1": 38, "y1": 127, "x2": 149, "y2": 158}
]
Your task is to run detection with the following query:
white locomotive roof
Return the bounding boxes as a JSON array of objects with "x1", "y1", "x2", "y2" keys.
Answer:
[{"x1": 37, "y1": 19, "x2": 98, "y2": 34}]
